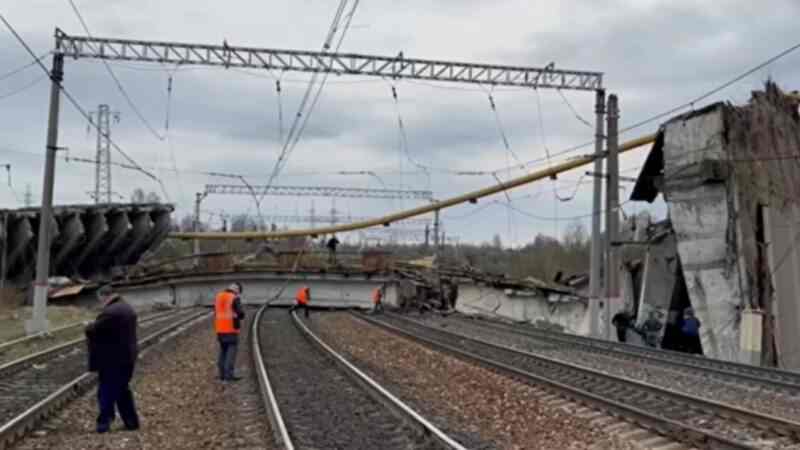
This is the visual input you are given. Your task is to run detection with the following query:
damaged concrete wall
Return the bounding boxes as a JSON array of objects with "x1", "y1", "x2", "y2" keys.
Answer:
[
  {"x1": 455, "y1": 282, "x2": 591, "y2": 335},
  {"x1": 634, "y1": 233, "x2": 678, "y2": 329},
  {"x1": 662, "y1": 107, "x2": 745, "y2": 362},
  {"x1": 644, "y1": 83, "x2": 800, "y2": 366}
]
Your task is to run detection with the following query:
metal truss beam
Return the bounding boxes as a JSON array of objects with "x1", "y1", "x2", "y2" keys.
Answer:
[
  {"x1": 55, "y1": 29, "x2": 603, "y2": 91},
  {"x1": 205, "y1": 184, "x2": 433, "y2": 200}
]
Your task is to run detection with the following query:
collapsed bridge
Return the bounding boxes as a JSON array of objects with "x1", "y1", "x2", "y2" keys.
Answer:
[{"x1": 0, "y1": 202, "x2": 173, "y2": 288}]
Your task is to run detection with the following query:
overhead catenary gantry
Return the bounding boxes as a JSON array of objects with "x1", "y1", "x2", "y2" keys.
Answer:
[
  {"x1": 54, "y1": 29, "x2": 602, "y2": 91},
  {"x1": 204, "y1": 183, "x2": 434, "y2": 200},
  {"x1": 29, "y1": 28, "x2": 616, "y2": 335}
]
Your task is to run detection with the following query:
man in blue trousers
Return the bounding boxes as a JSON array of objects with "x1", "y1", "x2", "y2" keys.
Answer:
[{"x1": 85, "y1": 284, "x2": 140, "y2": 433}]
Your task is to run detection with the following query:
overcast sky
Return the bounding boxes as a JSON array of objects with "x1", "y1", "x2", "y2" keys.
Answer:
[{"x1": 2, "y1": 0, "x2": 799, "y2": 245}]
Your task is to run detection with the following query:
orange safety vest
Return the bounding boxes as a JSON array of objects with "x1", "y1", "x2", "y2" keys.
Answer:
[
  {"x1": 214, "y1": 291, "x2": 239, "y2": 334},
  {"x1": 296, "y1": 288, "x2": 310, "y2": 305},
  {"x1": 372, "y1": 287, "x2": 383, "y2": 305}
]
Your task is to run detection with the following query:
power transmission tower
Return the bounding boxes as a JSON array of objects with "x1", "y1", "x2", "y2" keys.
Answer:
[{"x1": 89, "y1": 105, "x2": 120, "y2": 204}]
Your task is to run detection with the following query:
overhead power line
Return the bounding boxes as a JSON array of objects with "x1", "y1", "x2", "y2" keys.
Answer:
[
  {"x1": 491, "y1": 37, "x2": 800, "y2": 175},
  {"x1": 66, "y1": 0, "x2": 165, "y2": 142},
  {"x1": 0, "y1": 13, "x2": 169, "y2": 201},
  {"x1": 0, "y1": 75, "x2": 47, "y2": 100},
  {"x1": 0, "y1": 52, "x2": 50, "y2": 81},
  {"x1": 261, "y1": 0, "x2": 359, "y2": 203}
]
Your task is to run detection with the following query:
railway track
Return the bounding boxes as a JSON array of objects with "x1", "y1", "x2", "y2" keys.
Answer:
[
  {"x1": 0, "y1": 308, "x2": 210, "y2": 450},
  {"x1": 362, "y1": 312, "x2": 800, "y2": 450},
  {"x1": 0, "y1": 309, "x2": 178, "y2": 365},
  {"x1": 251, "y1": 306, "x2": 466, "y2": 450},
  {"x1": 443, "y1": 313, "x2": 800, "y2": 393}
]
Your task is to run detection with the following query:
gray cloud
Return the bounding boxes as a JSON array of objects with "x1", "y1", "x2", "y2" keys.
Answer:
[{"x1": 1, "y1": 0, "x2": 798, "y2": 244}]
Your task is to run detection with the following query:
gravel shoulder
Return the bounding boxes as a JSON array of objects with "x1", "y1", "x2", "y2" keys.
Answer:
[
  {"x1": 312, "y1": 312, "x2": 626, "y2": 450},
  {"x1": 414, "y1": 314, "x2": 800, "y2": 422},
  {"x1": 12, "y1": 313, "x2": 273, "y2": 450},
  {"x1": 0, "y1": 306, "x2": 97, "y2": 345}
]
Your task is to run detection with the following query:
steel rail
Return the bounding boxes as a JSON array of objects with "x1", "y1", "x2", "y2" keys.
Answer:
[
  {"x1": 290, "y1": 311, "x2": 467, "y2": 450},
  {"x1": 0, "y1": 309, "x2": 210, "y2": 450},
  {"x1": 251, "y1": 305, "x2": 295, "y2": 450},
  {"x1": 170, "y1": 133, "x2": 655, "y2": 240},
  {"x1": 0, "y1": 309, "x2": 176, "y2": 354},
  {"x1": 0, "y1": 308, "x2": 190, "y2": 378},
  {"x1": 358, "y1": 313, "x2": 800, "y2": 450},
  {"x1": 448, "y1": 314, "x2": 800, "y2": 393}
]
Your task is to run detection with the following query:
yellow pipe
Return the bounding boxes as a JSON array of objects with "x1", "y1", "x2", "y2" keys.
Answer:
[{"x1": 171, "y1": 132, "x2": 658, "y2": 240}]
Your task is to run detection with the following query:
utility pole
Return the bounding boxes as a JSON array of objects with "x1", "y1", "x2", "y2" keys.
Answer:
[
  {"x1": 433, "y1": 209, "x2": 441, "y2": 253},
  {"x1": 588, "y1": 89, "x2": 606, "y2": 338},
  {"x1": 193, "y1": 191, "x2": 207, "y2": 258},
  {"x1": 1, "y1": 211, "x2": 7, "y2": 304},
  {"x1": 605, "y1": 94, "x2": 620, "y2": 340},
  {"x1": 24, "y1": 183, "x2": 33, "y2": 207},
  {"x1": 28, "y1": 52, "x2": 64, "y2": 335},
  {"x1": 89, "y1": 104, "x2": 120, "y2": 204}
]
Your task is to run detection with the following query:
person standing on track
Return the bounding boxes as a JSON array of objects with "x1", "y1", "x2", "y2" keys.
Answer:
[
  {"x1": 291, "y1": 286, "x2": 311, "y2": 318},
  {"x1": 214, "y1": 282, "x2": 246, "y2": 382},
  {"x1": 639, "y1": 310, "x2": 663, "y2": 348},
  {"x1": 681, "y1": 307, "x2": 703, "y2": 355},
  {"x1": 611, "y1": 309, "x2": 633, "y2": 343},
  {"x1": 372, "y1": 284, "x2": 385, "y2": 314},
  {"x1": 85, "y1": 284, "x2": 140, "y2": 434},
  {"x1": 326, "y1": 235, "x2": 340, "y2": 264}
]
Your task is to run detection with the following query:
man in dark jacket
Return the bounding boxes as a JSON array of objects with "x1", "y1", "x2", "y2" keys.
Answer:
[
  {"x1": 611, "y1": 309, "x2": 633, "y2": 343},
  {"x1": 639, "y1": 311, "x2": 663, "y2": 348},
  {"x1": 681, "y1": 307, "x2": 703, "y2": 355},
  {"x1": 85, "y1": 285, "x2": 139, "y2": 433},
  {"x1": 326, "y1": 235, "x2": 340, "y2": 264}
]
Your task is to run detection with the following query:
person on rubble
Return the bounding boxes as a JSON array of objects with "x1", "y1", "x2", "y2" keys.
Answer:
[
  {"x1": 372, "y1": 284, "x2": 385, "y2": 314},
  {"x1": 85, "y1": 284, "x2": 140, "y2": 433},
  {"x1": 326, "y1": 235, "x2": 340, "y2": 264},
  {"x1": 611, "y1": 309, "x2": 633, "y2": 343},
  {"x1": 681, "y1": 307, "x2": 703, "y2": 355},
  {"x1": 291, "y1": 286, "x2": 311, "y2": 318},
  {"x1": 214, "y1": 282, "x2": 246, "y2": 382},
  {"x1": 639, "y1": 311, "x2": 663, "y2": 348}
]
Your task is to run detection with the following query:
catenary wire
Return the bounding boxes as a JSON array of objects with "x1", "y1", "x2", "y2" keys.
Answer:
[
  {"x1": 0, "y1": 52, "x2": 50, "y2": 82},
  {"x1": 0, "y1": 75, "x2": 47, "y2": 100},
  {"x1": 66, "y1": 0, "x2": 166, "y2": 142},
  {"x1": 491, "y1": 38, "x2": 800, "y2": 175},
  {"x1": 259, "y1": 0, "x2": 351, "y2": 203}
]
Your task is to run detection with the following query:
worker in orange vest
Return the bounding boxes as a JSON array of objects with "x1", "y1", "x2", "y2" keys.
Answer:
[
  {"x1": 291, "y1": 286, "x2": 311, "y2": 318},
  {"x1": 372, "y1": 285, "x2": 385, "y2": 314},
  {"x1": 214, "y1": 282, "x2": 245, "y2": 381}
]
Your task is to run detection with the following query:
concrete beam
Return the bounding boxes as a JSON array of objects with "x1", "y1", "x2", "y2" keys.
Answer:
[
  {"x1": 53, "y1": 212, "x2": 85, "y2": 273},
  {"x1": 73, "y1": 210, "x2": 108, "y2": 277}
]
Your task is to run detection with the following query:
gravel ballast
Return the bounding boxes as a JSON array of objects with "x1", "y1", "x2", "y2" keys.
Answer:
[
  {"x1": 412, "y1": 314, "x2": 800, "y2": 422},
  {"x1": 260, "y1": 308, "x2": 438, "y2": 450},
  {"x1": 12, "y1": 313, "x2": 273, "y2": 450},
  {"x1": 313, "y1": 312, "x2": 625, "y2": 450}
]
